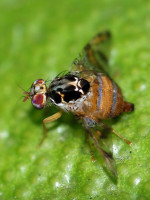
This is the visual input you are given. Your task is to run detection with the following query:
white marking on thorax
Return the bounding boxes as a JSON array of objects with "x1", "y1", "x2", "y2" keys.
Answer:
[{"x1": 54, "y1": 94, "x2": 88, "y2": 112}]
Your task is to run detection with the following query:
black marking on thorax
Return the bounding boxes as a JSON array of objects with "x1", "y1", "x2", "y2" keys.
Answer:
[{"x1": 48, "y1": 74, "x2": 90, "y2": 104}]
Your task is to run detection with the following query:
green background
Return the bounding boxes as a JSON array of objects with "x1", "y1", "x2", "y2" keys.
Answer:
[{"x1": 0, "y1": 0, "x2": 150, "y2": 199}]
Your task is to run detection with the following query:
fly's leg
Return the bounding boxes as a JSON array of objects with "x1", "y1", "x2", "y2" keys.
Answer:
[
  {"x1": 37, "y1": 111, "x2": 62, "y2": 149},
  {"x1": 98, "y1": 121, "x2": 131, "y2": 145},
  {"x1": 85, "y1": 131, "x2": 95, "y2": 162},
  {"x1": 111, "y1": 128, "x2": 131, "y2": 145}
]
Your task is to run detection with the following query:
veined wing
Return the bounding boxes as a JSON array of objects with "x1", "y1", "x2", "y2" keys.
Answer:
[
  {"x1": 85, "y1": 119, "x2": 117, "y2": 178},
  {"x1": 71, "y1": 31, "x2": 111, "y2": 75}
]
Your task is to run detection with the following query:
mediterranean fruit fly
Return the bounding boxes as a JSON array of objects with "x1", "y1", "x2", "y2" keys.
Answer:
[{"x1": 23, "y1": 31, "x2": 134, "y2": 177}]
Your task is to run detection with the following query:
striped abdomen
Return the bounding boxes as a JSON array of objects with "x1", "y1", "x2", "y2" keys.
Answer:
[{"x1": 87, "y1": 75, "x2": 133, "y2": 119}]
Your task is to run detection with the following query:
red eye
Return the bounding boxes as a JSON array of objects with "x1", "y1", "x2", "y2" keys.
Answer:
[
  {"x1": 33, "y1": 79, "x2": 45, "y2": 86},
  {"x1": 32, "y1": 94, "x2": 46, "y2": 109}
]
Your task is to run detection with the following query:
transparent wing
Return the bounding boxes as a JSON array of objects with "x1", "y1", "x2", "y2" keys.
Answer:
[
  {"x1": 71, "y1": 31, "x2": 111, "y2": 75},
  {"x1": 86, "y1": 124, "x2": 117, "y2": 178},
  {"x1": 84, "y1": 117, "x2": 117, "y2": 178}
]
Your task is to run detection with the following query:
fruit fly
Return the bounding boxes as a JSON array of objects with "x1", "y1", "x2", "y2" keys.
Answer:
[{"x1": 23, "y1": 31, "x2": 134, "y2": 177}]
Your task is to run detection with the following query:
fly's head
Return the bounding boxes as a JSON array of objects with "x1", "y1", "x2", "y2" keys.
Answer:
[
  {"x1": 23, "y1": 74, "x2": 90, "y2": 111},
  {"x1": 23, "y1": 79, "x2": 47, "y2": 109}
]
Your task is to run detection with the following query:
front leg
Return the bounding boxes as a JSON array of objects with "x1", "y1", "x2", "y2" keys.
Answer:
[{"x1": 37, "y1": 111, "x2": 62, "y2": 148}]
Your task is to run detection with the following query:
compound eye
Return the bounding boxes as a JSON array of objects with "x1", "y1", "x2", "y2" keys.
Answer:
[
  {"x1": 33, "y1": 79, "x2": 45, "y2": 85},
  {"x1": 32, "y1": 93, "x2": 47, "y2": 109}
]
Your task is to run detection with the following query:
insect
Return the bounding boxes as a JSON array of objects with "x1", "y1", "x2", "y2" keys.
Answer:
[{"x1": 23, "y1": 31, "x2": 134, "y2": 177}]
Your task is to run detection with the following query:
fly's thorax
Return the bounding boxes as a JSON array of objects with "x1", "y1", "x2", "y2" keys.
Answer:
[
  {"x1": 30, "y1": 79, "x2": 47, "y2": 109},
  {"x1": 47, "y1": 74, "x2": 90, "y2": 112}
]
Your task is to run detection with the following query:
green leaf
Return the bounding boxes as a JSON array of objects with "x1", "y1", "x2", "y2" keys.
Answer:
[{"x1": 0, "y1": 0, "x2": 149, "y2": 199}]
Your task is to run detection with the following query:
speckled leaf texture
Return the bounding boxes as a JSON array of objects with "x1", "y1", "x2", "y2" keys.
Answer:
[{"x1": 0, "y1": 0, "x2": 149, "y2": 199}]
